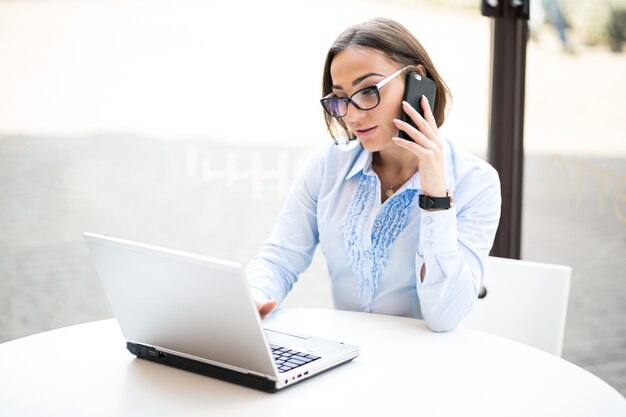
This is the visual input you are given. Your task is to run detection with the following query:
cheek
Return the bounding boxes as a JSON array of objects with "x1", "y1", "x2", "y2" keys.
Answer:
[
  {"x1": 378, "y1": 101, "x2": 403, "y2": 128},
  {"x1": 382, "y1": 88, "x2": 405, "y2": 122},
  {"x1": 370, "y1": 106, "x2": 402, "y2": 140}
]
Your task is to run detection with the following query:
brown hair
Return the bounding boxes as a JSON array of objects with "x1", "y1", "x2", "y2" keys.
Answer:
[{"x1": 321, "y1": 17, "x2": 451, "y2": 143}]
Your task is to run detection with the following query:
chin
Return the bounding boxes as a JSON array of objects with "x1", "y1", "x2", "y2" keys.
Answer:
[{"x1": 357, "y1": 136, "x2": 392, "y2": 153}]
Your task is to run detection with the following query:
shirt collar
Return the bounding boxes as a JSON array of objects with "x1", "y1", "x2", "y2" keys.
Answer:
[
  {"x1": 345, "y1": 144, "x2": 372, "y2": 180},
  {"x1": 344, "y1": 139, "x2": 457, "y2": 192}
]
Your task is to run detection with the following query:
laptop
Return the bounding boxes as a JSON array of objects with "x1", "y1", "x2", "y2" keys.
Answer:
[{"x1": 83, "y1": 232, "x2": 359, "y2": 392}]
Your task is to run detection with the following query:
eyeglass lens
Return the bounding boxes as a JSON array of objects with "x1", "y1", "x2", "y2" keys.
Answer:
[{"x1": 323, "y1": 87, "x2": 380, "y2": 118}]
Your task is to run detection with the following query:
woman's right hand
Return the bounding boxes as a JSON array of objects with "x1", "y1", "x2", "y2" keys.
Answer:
[{"x1": 256, "y1": 299, "x2": 277, "y2": 320}]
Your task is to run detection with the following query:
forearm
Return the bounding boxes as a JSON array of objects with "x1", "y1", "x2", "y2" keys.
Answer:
[
  {"x1": 416, "y1": 249, "x2": 481, "y2": 332},
  {"x1": 245, "y1": 149, "x2": 323, "y2": 305},
  {"x1": 246, "y1": 243, "x2": 305, "y2": 305},
  {"x1": 415, "y1": 200, "x2": 496, "y2": 332}
]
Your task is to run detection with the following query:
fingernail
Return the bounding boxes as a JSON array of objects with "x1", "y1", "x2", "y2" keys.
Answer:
[
  {"x1": 393, "y1": 118, "x2": 402, "y2": 125},
  {"x1": 422, "y1": 95, "x2": 428, "y2": 103}
]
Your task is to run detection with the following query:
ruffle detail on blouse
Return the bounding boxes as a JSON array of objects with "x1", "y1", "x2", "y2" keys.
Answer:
[
  {"x1": 369, "y1": 188, "x2": 417, "y2": 308},
  {"x1": 344, "y1": 175, "x2": 417, "y2": 312},
  {"x1": 344, "y1": 175, "x2": 376, "y2": 311}
]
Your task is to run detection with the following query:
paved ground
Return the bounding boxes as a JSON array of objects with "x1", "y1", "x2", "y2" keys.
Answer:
[{"x1": 1, "y1": 0, "x2": 625, "y2": 398}]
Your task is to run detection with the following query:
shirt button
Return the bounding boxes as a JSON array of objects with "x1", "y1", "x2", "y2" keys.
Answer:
[
  {"x1": 425, "y1": 229, "x2": 432, "y2": 237},
  {"x1": 424, "y1": 241, "x2": 432, "y2": 248},
  {"x1": 425, "y1": 216, "x2": 433, "y2": 224},
  {"x1": 374, "y1": 220, "x2": 382, "y2": 228}
]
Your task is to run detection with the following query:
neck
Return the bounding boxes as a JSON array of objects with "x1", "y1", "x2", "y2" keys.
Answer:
[
  {"x1": 372, "y1": 146, "x2": 419, "y2": 178},
  {"x1": 371, "y1": 146, "x2": 419, "y2": 201}
]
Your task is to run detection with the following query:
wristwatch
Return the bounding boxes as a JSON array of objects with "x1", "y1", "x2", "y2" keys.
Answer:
[{"x1": 418, "y1": 190, "x2": 453, "y2": 210}]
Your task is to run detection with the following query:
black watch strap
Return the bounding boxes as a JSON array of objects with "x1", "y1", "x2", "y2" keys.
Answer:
[{"x1": 418, "y1": 193, "x2": 452, "y2": 210}]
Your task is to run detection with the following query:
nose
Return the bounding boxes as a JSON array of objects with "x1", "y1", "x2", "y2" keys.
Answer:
[{"x1": 343, "y1": 102, "x2": 366, "y2": 124}]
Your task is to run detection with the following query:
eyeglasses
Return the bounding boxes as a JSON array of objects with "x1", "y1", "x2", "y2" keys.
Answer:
[{"x1": 320, "y1": 65, "x2": 413, "y2": 118}]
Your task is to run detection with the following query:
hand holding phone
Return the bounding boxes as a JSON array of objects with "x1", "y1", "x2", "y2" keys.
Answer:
[{"x1": 398, "y1": 72, "x2": 437, "y2": 141}]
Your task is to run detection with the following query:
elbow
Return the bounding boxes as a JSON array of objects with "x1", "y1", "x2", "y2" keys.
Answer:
[
  {"x1": 421, "y1": 274, "x2": 480, "y2": 333},
  {"x1": 422, "y1": 297, "x2": 476, "y2": 333},
  {"x1": 424, "y1": 317, "x2": 460, "y2": 333}
]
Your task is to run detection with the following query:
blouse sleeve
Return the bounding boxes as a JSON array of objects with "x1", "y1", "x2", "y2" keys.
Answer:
[
  {"x1": 415, "y1": 162, "x2": 501, "y2": 332},
  {"x1": 245, "y1": 146, "x2": 325, "y2": 305}
]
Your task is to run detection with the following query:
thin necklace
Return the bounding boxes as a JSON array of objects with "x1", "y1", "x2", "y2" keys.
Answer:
[
  {"x1": 385, "y1": 184, "x2": 400, "y2": 198},
  {"x1": 377, "y1": 168, "x2": 401, "y2": 198}
]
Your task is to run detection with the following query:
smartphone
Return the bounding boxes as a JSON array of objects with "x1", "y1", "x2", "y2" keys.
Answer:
[{"x1": 398, "y1": 72, "x2": 437, "y2": 141}]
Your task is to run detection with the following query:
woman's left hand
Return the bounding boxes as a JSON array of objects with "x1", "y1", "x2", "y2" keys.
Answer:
[{"x1": 392, "y1": 96, "x2": 447, "y2": 198}]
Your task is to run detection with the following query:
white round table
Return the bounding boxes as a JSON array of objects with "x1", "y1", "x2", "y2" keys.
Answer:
[{"x1": 0, "y1": 308, "x2": 624, "y2": 416}]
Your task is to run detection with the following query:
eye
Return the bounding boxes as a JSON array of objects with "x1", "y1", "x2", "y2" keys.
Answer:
[{"x1": 359, "y1": 87, "x2": 378, "y2": 97}]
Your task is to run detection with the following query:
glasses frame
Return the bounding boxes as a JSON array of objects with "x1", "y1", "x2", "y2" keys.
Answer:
[{"x1": 320, "y1": 65, "x2": 414, "y2": 119}]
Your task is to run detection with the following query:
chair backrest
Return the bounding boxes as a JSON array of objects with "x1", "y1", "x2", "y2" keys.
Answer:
[{"x1": 462, "y1": 256, "x2": 572, "y2": 356}]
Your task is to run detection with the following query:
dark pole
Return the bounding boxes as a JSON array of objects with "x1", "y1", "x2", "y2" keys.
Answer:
[{"x1": 481, "y1": 0, "x2": 529, "y2": 259}]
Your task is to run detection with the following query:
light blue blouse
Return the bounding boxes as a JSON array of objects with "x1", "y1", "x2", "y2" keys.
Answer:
[{"x1": 246, "y1": 138, "x2": 501, "y2": 332}]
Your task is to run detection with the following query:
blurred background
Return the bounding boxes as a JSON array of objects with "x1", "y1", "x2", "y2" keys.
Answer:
[{"x1": 1, "y1": 0, "x2": 624, "y2": 395}]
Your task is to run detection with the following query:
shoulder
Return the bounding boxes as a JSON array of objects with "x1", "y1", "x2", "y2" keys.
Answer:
[{"x1": 292, "y1": 140, "x2": 366, "y2": 197}]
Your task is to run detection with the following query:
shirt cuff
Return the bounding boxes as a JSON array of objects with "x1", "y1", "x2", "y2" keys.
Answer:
[
  {"x1": 418, "y1": 207, "x2": 459, "y2": 256},
  {"x1": 248, "y1": 286, "x2": 272, "y2": 305}
]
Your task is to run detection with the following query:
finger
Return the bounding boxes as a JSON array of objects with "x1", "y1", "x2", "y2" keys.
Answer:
[
  {"x1": 391, "y1": 132, "x2": 436, "y2": 161},
  {"x1": 258, "y1": 299, "x2": 277, "y2": 319},
  {"x1": 391, "y1": 136, "x2": 432, "y2": 161},
  {"x1": 258, "y1": 300, "x2": 276, "y2": 315},
  {"x1": 420, "y1": 95, "x2": 438, "y2": 131},
  {"x1": 401, "y1": 101, "x2": 435, "y2": 139},
  {"x1": 392, "y1": 120, "x2": 443, "y2": 163},
  {"x1": 393, "y1": 118, "x2": 432, "y2": 149}
]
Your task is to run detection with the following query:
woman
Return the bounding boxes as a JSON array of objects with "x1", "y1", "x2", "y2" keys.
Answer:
[{"x1": 246, "y1": 17, "x2": 501, "y2": 332}]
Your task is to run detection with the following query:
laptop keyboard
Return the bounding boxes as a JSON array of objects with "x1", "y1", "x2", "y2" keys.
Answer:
[{"x1": 270, "y1": 345, "x2": 321, "y2": 373}]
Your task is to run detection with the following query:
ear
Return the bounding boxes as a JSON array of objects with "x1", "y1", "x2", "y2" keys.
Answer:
[{"x1": 414, "y1": 64, "x2": 427, "y2": 77}]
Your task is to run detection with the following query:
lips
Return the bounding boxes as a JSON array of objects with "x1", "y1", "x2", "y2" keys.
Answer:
[{"x1": 354, "y1": 126, "x2": 377, "y2": 139}]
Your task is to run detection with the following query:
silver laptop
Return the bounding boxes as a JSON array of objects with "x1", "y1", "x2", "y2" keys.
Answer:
[{"x1": 83, "y1": 232, "x2": 359, "y2": 392}]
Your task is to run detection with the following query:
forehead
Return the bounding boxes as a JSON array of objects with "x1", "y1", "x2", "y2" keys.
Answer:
[{"x1": 330, "y1": 46, "x2": 398, "y2": 86}]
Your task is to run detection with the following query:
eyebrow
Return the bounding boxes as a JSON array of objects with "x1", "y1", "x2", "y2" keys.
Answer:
[{"x1": 332, "y1": 72, "x2": 384, "y2": 90}]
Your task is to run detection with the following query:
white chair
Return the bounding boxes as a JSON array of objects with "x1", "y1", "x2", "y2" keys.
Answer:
[{"x1": 462, "y1": 256, "x2": 572, "y2": 357}]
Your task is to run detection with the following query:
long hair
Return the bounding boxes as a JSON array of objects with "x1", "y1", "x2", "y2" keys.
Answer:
[{"x1": 321, "y1": 17, "x2": 451, "y2": 143}]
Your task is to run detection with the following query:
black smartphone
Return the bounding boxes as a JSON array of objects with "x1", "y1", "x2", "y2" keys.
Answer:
[{"x1": 398, "y1": 72, "x2": 437, "y2": 140}]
